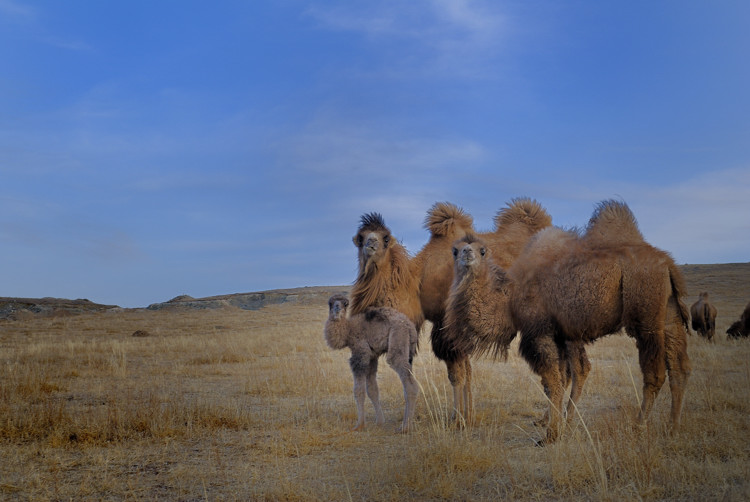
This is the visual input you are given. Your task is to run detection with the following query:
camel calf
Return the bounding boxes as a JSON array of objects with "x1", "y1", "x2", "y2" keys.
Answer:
[{"x1": 324, "y1": 294, "x2": 419, "y2": 432}]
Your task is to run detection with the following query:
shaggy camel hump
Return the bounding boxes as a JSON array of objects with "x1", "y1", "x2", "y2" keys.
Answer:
[
  {"x1": 424, "y1": 202, "x2": 474, "y2": 237},
  {"x1": 494, "y1": 197, "x2": 552, "y2": 232},
  {"x1": 585, "y1": 199, "x2": 644, "y2": 246}
]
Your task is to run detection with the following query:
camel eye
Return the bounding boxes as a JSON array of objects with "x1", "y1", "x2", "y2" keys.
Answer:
[
  {"x1": 480, "y1": 247, "x2": 486, "y2": 256},
  {"x1": 383, "y1": 234, "x2": 390, "y2": 246},
  {"x1": 452, "y1": 247, "x2": 458, "y2": 258}
]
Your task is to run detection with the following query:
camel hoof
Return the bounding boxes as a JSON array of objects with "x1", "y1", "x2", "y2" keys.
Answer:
[{"x1": 351, "y1": 423, "x2": 365, "y2": 432}]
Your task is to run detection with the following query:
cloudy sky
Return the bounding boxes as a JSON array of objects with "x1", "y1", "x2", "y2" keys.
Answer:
[{"x1": 1, "y1": 1, "x2": 749, "y2": 307}]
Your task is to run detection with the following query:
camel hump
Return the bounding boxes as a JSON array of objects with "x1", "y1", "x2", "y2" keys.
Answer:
[
  {"x1": 358, "y1": 212, "x2": 389, "y2": 233},
  {"x1": 584, "y1": 199, "x2": 644, "y2": 245},
  {"x1": 424, "y1": 202, "x2": 474, "y2": 237},
  {"x1": 493, "y1": 197, "x2": 552, "y2": 232}
]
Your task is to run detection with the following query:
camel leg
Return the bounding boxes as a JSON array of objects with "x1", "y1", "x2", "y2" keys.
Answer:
[
  {"x1": 664, "y1": 297, "x2": 691, "y2": 430},
  {"x1": 366, "y1": 358, "x2": 385, "y2": 426},
  {"x1": 539, "y1": 364, "x2": 565, "y2": 445},
  {"x1": 446, "y1": 358, "x2": 466, "y2": 425},
  {"x1": 536, "y1": 345, "x2": 574, "y2": 427},
  {"x1": 387, "y1": 343, "x2": 419, "y2": 433},
  {"x1": 463, "y1": 358, "x2": 473, "y2": 425},
  {"x1": 351, "y1": 372, "x2": 367, "y2": 431},
  {"x1": 635, "y1": 330, "x2": 667, "y2": 424},
  {"x1": 565, "y1": 342, "x2": 592, "y2": 421},
  {"x1": 393, "y1": 362, "x2": 419, "y2": 433}
]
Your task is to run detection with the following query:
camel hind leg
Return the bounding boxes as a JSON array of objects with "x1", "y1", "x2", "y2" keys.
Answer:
[
  {"x1": 388, "y1": 357, "x2": 419, "y2": 433},
  {"x1": 633, "y1": 328, "x2": 667, "y2": 424},
  {"x1": 664, "y1": 296, "x2": 691, "y2": 430}
]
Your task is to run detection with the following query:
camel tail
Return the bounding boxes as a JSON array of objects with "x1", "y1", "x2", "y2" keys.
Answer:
[
  {"x1": 669, "y1": 262, "x2": 691, "y2": 332},
  {"x1": 493, "y1": 197, "x2": 552, "y2": 232},
  {"x1": 424, "y1": 202, "x2": 474, "y2": 237}
]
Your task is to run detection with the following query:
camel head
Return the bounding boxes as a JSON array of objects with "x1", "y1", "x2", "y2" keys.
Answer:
[
  {"x1": 328, "y1": 294, "x2": 349, "y2": 320},
  {"x1": 353, "y1": 212, "x2": 393, "y2": 274},
  {"x1": 451, "y1": 234, "x2": 488, "y2": 280}
]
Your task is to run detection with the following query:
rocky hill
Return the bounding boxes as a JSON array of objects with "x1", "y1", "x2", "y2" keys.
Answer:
[
  {"x1": 144, "y1": 286, "x2": 351, "y2": 312},
  {"x1": 0, "y1": 297, "x2": 120, "y2": 320},
  {"x1": 0, "y1": 286, "x2": 351, "y2": 320}
]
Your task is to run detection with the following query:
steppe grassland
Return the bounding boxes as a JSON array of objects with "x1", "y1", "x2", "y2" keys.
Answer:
[{"x1": 0, "y1": 264, "x2": 748, "y2": 500}]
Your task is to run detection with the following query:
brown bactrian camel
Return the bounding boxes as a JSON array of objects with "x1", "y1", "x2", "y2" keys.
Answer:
[
  {"x1": 726, "y1": 301, "x2": 750, "y2": 339},
  {"x1": 351, "y1": 199, "x2": 557, "y2": 425},
  {"x1": 690, "y1": 292, "x2": 718, "y2": 341},
  {"x1": 445, "y1": 200, "x2": 692, "y2": 444},
  {"x1": 324, "y1": 294, "x2": 419, "y2": 432}
]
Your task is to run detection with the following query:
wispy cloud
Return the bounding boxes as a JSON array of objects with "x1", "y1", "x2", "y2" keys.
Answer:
[
  {"x1": 0, "y1": 0, "x2": 34, "y2": 19},
  {"x1": 307, "y1": 0, "x2": 508, "y2": 78}
]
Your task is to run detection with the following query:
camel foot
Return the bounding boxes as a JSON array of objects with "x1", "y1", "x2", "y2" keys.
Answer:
[{"x1": 351, "y1": 423, "x2": 365, "y2": 432}]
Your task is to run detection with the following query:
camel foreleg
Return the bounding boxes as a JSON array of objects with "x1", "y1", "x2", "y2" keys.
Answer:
[
  {"x1": 366, "y1": 357, "x2": 385, "y2": 426},
  {"x1": 447, "y1": 357, "x2": 468, "y2": 426},
  {"x1": 565, "y1": 342, "x2": 592, "y2": 421}
]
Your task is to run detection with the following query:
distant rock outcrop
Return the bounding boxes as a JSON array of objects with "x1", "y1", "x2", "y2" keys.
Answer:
[
  {"x1": 0, "y1": 287, "x2": 351, "y2": 319},
  {"x1": 0, "y1": 297, "x2": 119, "y2": 320},
  {"x1": 145, "y1": 287, "x2": 350, "y2": 312}
]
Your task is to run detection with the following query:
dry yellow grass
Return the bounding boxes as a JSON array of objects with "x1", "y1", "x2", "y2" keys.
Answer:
[{"x1": 1, "y1": 265, "x2": 749, "y2": 500}]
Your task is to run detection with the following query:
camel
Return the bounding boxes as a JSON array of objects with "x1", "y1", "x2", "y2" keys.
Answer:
[
  {"x1": 350, "y1": 213, "x2": 424, "y2": 331},
  {"x1": 726, "y1": 301, "x2": 750, "y2": 339},
  {"x1": 445, "y1": 200, "x2": 692, "y2": 444},
  {"x1": 324, "y1": 294, "x2": 419, "y2": 432},
  {"x1": 351, "y1": 199, "x2": 555, "y2": 424},
  {"x1": 690, "y1": 292, "x2": 718, "y2": 341}
]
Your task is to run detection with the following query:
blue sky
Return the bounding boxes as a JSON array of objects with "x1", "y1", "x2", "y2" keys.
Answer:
[{"x1": 1, "y1": 1, "x2": 749, "y2": 308}]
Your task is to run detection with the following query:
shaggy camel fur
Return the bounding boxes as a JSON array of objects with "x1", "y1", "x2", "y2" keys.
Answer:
[
  {"x1": 690, "y1": 292, "x2": 718, "y2": 341},
  {"x1": 414, "y1": 199, "x2": 556, "y2": 424},
  {"x1": 351, "y1": 199, "x2": 554, "y2": 424},
  {"x1": 324, "y1": 294, "x2": 419, "y2": 432},
  {"x1": 445, "y1": 200, "x2": 692, "y2": 444},
  {"x1": 350, "y1": 213, "x2": 424, "y2": 332},
  {"x1": 726, "y1": 302, "x2": 750, "y2": 339}
]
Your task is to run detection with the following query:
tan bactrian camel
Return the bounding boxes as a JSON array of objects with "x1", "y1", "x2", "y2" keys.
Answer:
[
  {"x1": 445, "y1": 200, "x2": 692, "y2": 444},
  {"x1": 351, "y1": 199, "x2": 556, "y2": 424},
  {"x1": 690, "y1": 292, "x2": 717, "y2": 341},
  {"x1": 324, "y1": 294, "x2": 419, "y2": 432}
]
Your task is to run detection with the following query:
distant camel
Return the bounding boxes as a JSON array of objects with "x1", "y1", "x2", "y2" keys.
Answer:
[
  {"x1": 351, "y1": 199, "x2": 556, "y2": 424},
  {"x1": 445, "y1": 200, "x2": 692, "y2": 444},
  {"x1": 690, "y1": 292, "x2": 718, "y2": 341},
  {"x1": 324, "y1": 294, "x2": 419, "y2": 432},
  {"x1": 726, "y1": 302, "x2": 750, "y2": 339}
]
